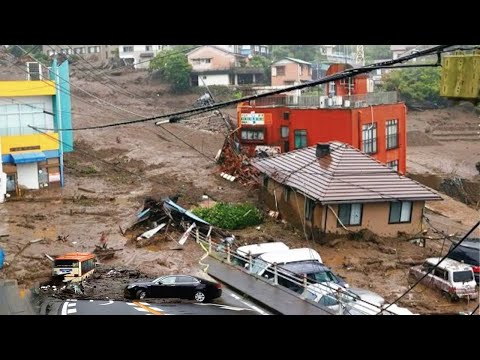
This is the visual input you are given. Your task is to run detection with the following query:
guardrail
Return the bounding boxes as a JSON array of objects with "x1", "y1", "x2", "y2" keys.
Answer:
[{"x1": 192, "y1": 228, "x2": 396, "y2": 315}]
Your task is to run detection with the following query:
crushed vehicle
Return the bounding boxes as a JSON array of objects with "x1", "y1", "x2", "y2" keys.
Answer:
[{"x1": 447, "y1": 237, "x2": 480, "y2": 284}]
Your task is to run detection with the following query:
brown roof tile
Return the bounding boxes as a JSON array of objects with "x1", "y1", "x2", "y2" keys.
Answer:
[{"x1": 252, "y1": 142, "x2": 442, "y2": 204}]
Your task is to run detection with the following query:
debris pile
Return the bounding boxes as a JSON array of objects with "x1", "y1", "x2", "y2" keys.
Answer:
[{"x1": 217, "y1": 135, "x2": 260, "y2": 186}]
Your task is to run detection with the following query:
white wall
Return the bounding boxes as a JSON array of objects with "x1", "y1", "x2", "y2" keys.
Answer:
[
  {"x1": 0, "y1": 137, "x2": 4, "y2": 202},
  {"x1": 119, "y1": 45, "x2": 171, "y2": 69},
  {"x1": 17, "y1": 163, "x2": 39, "y2": 190},
  {"x1": 197, "y1": 74, "x2": 230, "y2": 86}
]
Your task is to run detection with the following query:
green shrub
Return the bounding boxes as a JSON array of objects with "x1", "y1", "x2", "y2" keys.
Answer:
[{"x1": 192, "y1": 203, "x2": 263, "y2": 230}]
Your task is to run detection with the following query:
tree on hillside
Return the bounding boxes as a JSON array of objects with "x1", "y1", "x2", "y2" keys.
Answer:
[
  {"x1": 248, "y1": 55, "x2": 272, "y2": 84},
  {"x1": 381, "y1": 67, "x2": 448, "y2": 108},
  {"x1": 364, "y1": 45, "x2": 392, "y2": 63},
  {"x1": 149, "y1": 49, "x2": 192, "y2": 93}
]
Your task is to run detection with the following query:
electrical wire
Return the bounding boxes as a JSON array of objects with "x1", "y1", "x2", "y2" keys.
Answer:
[
  {"x1": 29, "y1": 45, "x2": 454, "y2": 132},
  {"x1": 380, "y1": 221, "x2": 480, "y2": 314}
]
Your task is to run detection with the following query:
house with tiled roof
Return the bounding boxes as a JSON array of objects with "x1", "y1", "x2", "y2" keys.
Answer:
[{"x1": 252, "y1": 141, "x2": 442, "y2": 237}]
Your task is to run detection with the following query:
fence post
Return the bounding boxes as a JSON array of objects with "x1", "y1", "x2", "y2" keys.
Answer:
[
  {"x1": 273, "y1": 262, "x2": 278, "y2": 286},
  {"x1": 208, "y1": 236, "x2": 212, "y2": 254},
  {"x1": 226, "y1": 244, "x2": 231, "y2": 264},
  {"x1": 195, "y1": 228, "x2": 200, "y2": 244},
  {"x1": 248, "y1": 251, "x2": 253, "y2": 273}
]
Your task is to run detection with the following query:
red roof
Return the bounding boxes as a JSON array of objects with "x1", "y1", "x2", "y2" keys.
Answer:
[{"x1": 252, "y1": 142, "x2": 442, "y2": 204}]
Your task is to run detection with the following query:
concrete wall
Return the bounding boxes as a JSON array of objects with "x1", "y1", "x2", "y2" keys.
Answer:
[{"x1": 196, "y1": 74, "x2": 230, "y2": 86}]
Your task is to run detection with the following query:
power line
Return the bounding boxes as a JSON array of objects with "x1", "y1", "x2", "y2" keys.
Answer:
[
  {"x1": 31, "y1": 45, "x2": 454, "y2": 132},
  {"x1": 380, "y1": 221, "x2": 480, "y2": 314},
  {"x1": 471, "y1": 304, "x2": 479, "y2": 315}
]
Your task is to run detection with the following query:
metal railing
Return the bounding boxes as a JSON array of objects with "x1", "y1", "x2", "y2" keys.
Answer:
[
  {"x1": 248, "y1": 91, "x2": 398, "y2": 108},
  {"x1": 192, "y1": 229, "x2": 397, "y2": 315}
]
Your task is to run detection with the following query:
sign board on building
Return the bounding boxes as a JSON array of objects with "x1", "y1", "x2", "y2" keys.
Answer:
[{"x1": 241, "y1": 112, "x2": 265, "y2": 125}]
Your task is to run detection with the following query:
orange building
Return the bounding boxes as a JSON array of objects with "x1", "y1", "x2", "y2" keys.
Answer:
[{"x1": 237, "y1": 64, "x2": 407, "y2": 174}]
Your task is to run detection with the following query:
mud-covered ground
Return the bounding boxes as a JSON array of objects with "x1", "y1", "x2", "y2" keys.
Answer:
[{"x1": 1, "y1": 63, "x2": 478, "y2": 315}]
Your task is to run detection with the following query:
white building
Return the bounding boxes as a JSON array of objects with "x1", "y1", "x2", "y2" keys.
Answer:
[
  {"x1": 215, "y1": 45, "x2": 269, "y2": 57},
  {"x1": 119, "y1": 45, "x2": 171, "y2": 69}
]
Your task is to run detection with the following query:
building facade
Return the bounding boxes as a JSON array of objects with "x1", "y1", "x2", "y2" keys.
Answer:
[
  {"x1": 0, "y1": 59, "x2": 73, "y2": 195},
  {"x1": 188, "y1": 46, "x2": 264, "y2": 86},
  {"x1": 237, "y1": 63, "x2": 407, "y2": 174},
  {"x1": 119, "y1": 45, "x2": 171, "y2": 69},
  {"x1": 43, "y1": 45, "x2": 119, "y2": 63},
  {"x1": 215, "y1": 45, "x2": 270, "y2": 57},
  {"x1": 271, "y1": 58, "x2": 312, "y2": 86},
  {"x1": 253, "y1": 142, "x2": 441, "y2": 238}
]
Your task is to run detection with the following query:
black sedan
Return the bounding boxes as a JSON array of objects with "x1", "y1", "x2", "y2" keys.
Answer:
[{"x1": 124, "y1": 275, "x2": 222, "y2": 303}]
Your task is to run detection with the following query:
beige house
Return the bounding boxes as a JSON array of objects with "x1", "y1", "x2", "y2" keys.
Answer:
[
  {"x1": 271, "y1": 57, "x2": 312, "y2": 86},
  {"x1": 187, "y1": 45, "x2": 264, "y2": 86},
  {"x1": 252, "y1": 142, "x2": 442, "y2": 238}
]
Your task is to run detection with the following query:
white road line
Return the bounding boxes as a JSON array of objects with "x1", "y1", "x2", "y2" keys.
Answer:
[
  {"x1": 139, "y1": 302, "x2": 150, "y2": 305},
  {"x1": 126, "y1": 302, "x2": 136, "y2": 306},
  {"x1": 67, "y1": 308, "x2": 77, "y2": 314},
  {"x1": 194, "y1": 303, "x2": 248, "y2": 311},
  {"x1": 67, "y1": 302, "x2": 76, "y2": 308},
  {"x1": 89, "y1": 300, "x2": 94, "y2": 302},
  {"x1": 61, "y1": 302, "x2": 69, "y2": 315},
  {"x1": 99, "y1": 300, "x2": 114, "y2": 306},
  {"x1": 149, "y1": 307, "x2": 164, "y2": 312},
  {"x1": 229, "y1": 292, "x2": 268, "y2": 315},
  {"x1": 145, "y1": 313, "x2": 154, "y2": 315},
  {"x1": 134, "y1": 307, "x2": 149, "y2": 312}
]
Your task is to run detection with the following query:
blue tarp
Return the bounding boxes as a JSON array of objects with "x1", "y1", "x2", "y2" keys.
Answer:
[
  {"x1": 11, "y1": 152, "x2": 46, "y2": 164},
  {"x1": 163, "y1": 199, "x2": 210, "y2": 226}
]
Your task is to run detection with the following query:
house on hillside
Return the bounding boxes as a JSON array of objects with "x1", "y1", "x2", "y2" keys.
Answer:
[
  {"x1": 187, "y1": 45, "x2": 264, "y2": 86},
  {"x1": 43, "y1": 45, "x2": 119, "y2": 64},
  {"x1": 271, "y1": 58, "x2": 312, "y2": 86},
  {"x1": 252, "y1": 142, "x2": 442, "y2": 238}
]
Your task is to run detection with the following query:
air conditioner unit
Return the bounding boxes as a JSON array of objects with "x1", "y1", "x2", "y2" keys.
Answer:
[
  {"x1": 334, "y1": 96, "x2": 343, "y2": 106},
  {"x1": 319, "y1": 96, "x2": 328, "y2": 108}
]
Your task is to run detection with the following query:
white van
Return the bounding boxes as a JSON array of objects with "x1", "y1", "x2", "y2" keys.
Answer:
[
  {"x1": 409, "y1": 257, "x2": 478, "y2": 301},
  {"x1": 233, "y1": 242, "x2": 290, "y2": 268},
  {"x1": 250, "y1": 248, "x2": 323, "y2": 277}
]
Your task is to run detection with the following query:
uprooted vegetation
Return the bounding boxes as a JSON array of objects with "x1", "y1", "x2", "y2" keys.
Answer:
[{"x1": 192, "y1": 203, "x2": 263, "y2": 230}]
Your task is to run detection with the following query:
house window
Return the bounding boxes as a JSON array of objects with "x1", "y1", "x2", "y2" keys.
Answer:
[
  {"x1": 260, "y1": 46, "x2": 267, "y2": 53},
  {"x1": 88, "y1": 46, "x2": 100, "y2": 54},
  {"x1": 276, "y1": 66, "x2": 285, "y2": 76},
  {"x1": 240, "y1": 128, "x2": 265, "y2": 141},
  {"x1": 328, "y1": 81, "x2": 336, "y2": 95},
  {"x1": 74, "y1": 47, "x2": 86, "y2": 54},
  {"x1": 280, "y1": 126, "x2": 289, "y2": 138},
  {"x1": 283, "y1": 112, "x2": 290, "y2": 120},
  {"x1": 283, "y1": 187, "x2": 290, "y2": 202},
  {"x1": 338, "y1": 203, "x2": 363, "y2": 226},
  {"x1": 386, "y1": 119, "x2": 398, "y2": 149},
  {"x1": 122, "y1": 46, "x2": 133, "y2": 52},
  {"x1": 294, "y1": 130, "x2": 307, "y2": 149},
  {"x1": 389, "y1": 201, "x2": 412, "y2": 224},
  {"x1": 305, "y1": 198, "x2": 315, "y2": 221},
  {"x1": 362, "y1": 123, "x2": 377, "y2": 154},
  {"x1": 145, "y1": 45, "x2": 153, "y2": 51},
  {"x1": 192, "y1": 58, "x2": 211, "y2": 65},
  {"x1": 263, "y1": 175, "x2": 269, "y2": 188},
  {"x1": 387, "y1": 160, "x2": 399, "y2": 172},
  {"x1": 254, "y1": 45, "x2": 260, "y2": 52}
]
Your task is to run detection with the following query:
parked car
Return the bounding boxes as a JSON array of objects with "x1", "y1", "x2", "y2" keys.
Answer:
[
  {"x1": 302, "y1": 283, "x2": 415, "y2": 315},
  {"x1": 447, "y1": 238, "x2": 479, "y2": 284},
  {"x1": 250, "y1": 248, "x2": 323, "y2": 277},
  {"x1": 409, "y1": 257, "x2": 478, "y2": 301},
  {"x1": 275, "y1": 260, "x2": 349, "y2": 293},
  {"x1": 233, "y1": 242, "x2": 290, "y2": 269},
  {"x1": 124, "y1": 275, "x2": 222, "y2": 303}
]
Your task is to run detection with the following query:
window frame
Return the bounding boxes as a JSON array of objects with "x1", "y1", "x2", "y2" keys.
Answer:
[
  {"x1": 388, "y1": 201, "x2": 413, "y2": 224},
  {"x1": 294, "y1": 129, "x2": 308, "y2": 149},
  {"x1": 276, "y1": 66, "x2": 285, "y2": 76},
  {"x1": 337, "y1": 203, "x2": 363, "y2": 227},
  {"x1": 240, "y1": 127, "x2": 265, "y2": 142},
  {"x1": 387, "y1": 159, "x2": 399, "y2": 172},
  {"x1": 386, "y1": 119, "x2": 399, "y2": 150},
  {"x1": 280, "y1": 126, "x2": 289, "y2": 139},
  {"x1": 362, "y1": 123, "x2": 377, "y2": 154}
]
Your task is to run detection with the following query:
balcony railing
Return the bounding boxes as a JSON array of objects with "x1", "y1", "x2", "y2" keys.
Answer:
[{"x1": 248, "y1": 91, "x2": 398, "y2": 108}]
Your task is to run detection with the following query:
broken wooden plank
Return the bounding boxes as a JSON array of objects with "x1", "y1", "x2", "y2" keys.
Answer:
[{"x1": 78, "y1": 187, "x2": 96, "y2": 194}]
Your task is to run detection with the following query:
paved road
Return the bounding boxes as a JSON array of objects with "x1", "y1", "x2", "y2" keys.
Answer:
[
  {"x1": 47, "y1": 285, "x2": 271, "y2": 315},
  {"x1": 52, "y1": 299, "x2": 260, "y2": 315}
]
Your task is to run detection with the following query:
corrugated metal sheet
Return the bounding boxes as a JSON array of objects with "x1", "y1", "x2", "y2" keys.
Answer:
[{"x1": 252, "y1": 142, "x2": 442, "y2": 204}]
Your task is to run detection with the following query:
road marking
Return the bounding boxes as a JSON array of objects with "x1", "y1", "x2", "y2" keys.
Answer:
[
  {"x1": 149, "y1": 306, "x2": 164, "y2": 312},
  {"x1": 195, "y1": 303, "x2": 248, "y2": 311},
  {"x1": 61, "y1": 302, "x2": 69, "y2": 315},
  {"x1": 126, "y1": 302, "x2": 136, "y2": 306},
  {"x1": 229, "y1": 292, "x2": 269, "y2": 315},
  {"x1": 67, "y1": 308, "x2": 77, "y2": 314},
  {"x1": 139, "y1": 302, "x2": 150, "y2": 306},
  {"x1": 67, "y1": 303, "x2": 76, "y2": 308},
  {"x1": 89, "y1": 300, "x2": 94, "y2": 302},
  {"x1": 99, "y1": 300, "x2": 114, "y2": 306},
  {"x1": 133, "y1": 301, "x2": 164, "y2": 315}
]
